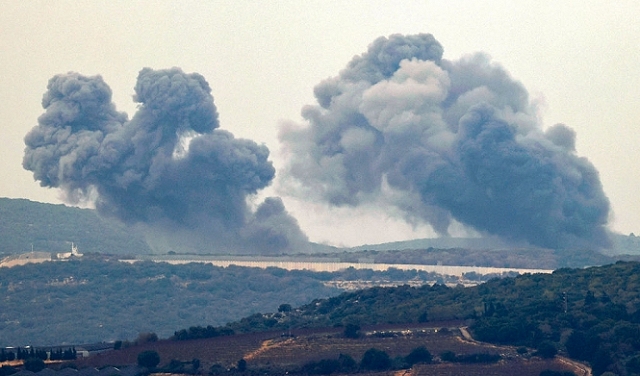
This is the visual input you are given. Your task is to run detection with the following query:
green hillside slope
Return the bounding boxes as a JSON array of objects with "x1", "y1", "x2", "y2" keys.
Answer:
[
  {"x1": 228, "y1": 261, "x2": 640, "y2": 376},
  {"x1": 0, "y1": 198, "x2": 151, "y2": 255}
]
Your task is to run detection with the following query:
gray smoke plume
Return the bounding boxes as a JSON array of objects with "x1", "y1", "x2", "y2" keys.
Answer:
[
  {"x1": 24, "y1": 67, "x2": 309, "y2": 254},
  {"x1": 279, "y1": 33, "x2": 611, "y2": 250}
]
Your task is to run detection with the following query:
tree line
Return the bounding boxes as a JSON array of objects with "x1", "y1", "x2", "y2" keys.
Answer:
[
  {"x1": 207, "y1": 261, "x2": 640, "y2": 376},
  {"x1": 0, "y1": 346, "x2": 76, "y2": 362}
]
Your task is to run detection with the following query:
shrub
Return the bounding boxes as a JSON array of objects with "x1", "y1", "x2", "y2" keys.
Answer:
[
  {"x1": 539, "y1": 370, "x2": 576, "y2": 376},
  {"x1": 137, "y1": 350, "x2": 160, "y2": 369},
  {"x1": 23, "y1": 358, "x2": 45, "y2": 373},
  {"x1": 439, "y1": 351, "x2": 500, "y2": 363},
  {"x1": 0, "y1": 365, "x2": 16, "y2": 376},
  {"x1": 303, "y1": 359, "x2": 340, "y2": 375},
  {"x1": 440, "y1": 351, "x2": 456, "y2": 362},
  {"x1": 209, "y1": 364, "x2": 226, "y2": 375},
  {"x1": 360, "y1": 348, "x2": 391, "y2": 371},
  {"x1": 535, "y1": 341, "x2": 557, "y2": 359},
  {"x1": 405, "y1": 346, "x2": 432, "y2": 365},
  {"x1": 343, "y1": 323, "x2": 360, "y2": 339},
  {"x1": 237, "y1": 358, "x2": 247, "y2": 372},
  {"x1": 338, "y1": 353, "x2": 357, "y2": 371}
]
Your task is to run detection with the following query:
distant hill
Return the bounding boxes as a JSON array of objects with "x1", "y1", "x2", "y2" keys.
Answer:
[
  {"x1": 0, "y1": 197, "x2": 151, "y2": 255},
  {"x1": 608, "y1": 232, "x2": 640, "y2": 255},
  {"x1": 0, "y1": 258, "x2": 446, "y2": 346},
  {"x1": 351, "y1": 233, "x2": 640, "y2": 256},
  {"x1": 1, "y1": 197, "x2": 639, "y2": 259},
  {"x1": 350, "y1": 236, "x2": 515, "y2": 251}
]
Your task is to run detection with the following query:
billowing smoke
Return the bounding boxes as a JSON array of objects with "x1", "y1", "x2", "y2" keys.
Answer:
[
  {"x1": 24, "y1": 67, "x2": 309, "y2": 254},
  {"x1": 279, "y1": 33, "x2": 611, "y2": 250}
]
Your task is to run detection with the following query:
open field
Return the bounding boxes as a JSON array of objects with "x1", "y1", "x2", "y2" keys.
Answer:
[{"x1": 74, "y1": 323, "x2": 587, "y2": 376}]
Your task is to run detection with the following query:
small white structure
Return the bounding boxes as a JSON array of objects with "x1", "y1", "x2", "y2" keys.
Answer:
[{"x1": 57, "y1": 242, "x2": 83, "y2": 259}]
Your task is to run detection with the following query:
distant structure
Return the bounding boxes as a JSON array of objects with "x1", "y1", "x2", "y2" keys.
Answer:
[{"x1": 57, "y1": 242, "x2": 83, "y2": 259}]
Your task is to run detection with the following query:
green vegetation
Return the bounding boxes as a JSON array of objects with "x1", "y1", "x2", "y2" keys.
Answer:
[
  {"x1": 404, "y1": 346, "x2": 433, "y2": 366},
  {"x1": 0, "y1": 259, "x2": 339, "y2": 345},
  {"x1": 302, "y1": 354, "x2": 357, "y2": 375},
  {"x1": 137, "y1": 350, "x2": 160, "y2": 368},
  {"x1": 23, "y1": 358, "x2": 46, "y2": 372},
  {"x1": 359, "y1": 347, "x2": 391, "y2": 370},
  {"x1": 0, "y1": 198, "x2": 150, "y2": 255},
  {"x1": 439, "y1": 350, "x2": 501, "y2": 363},
  {"x1": 0, "y1": 258, "x2": 452, "y2": 346},
  {"x1": 211, "y1": 261, "x2": 640, "y2": 375},
  {"x1": 326, "y1": 246, "x2": 619, "y2": 269},
  {"x1": 301, "y1": 346, "x2": 432, "y2": 374},
  {"x1": 2, "y1": 197, "x2": 640, "y2": 266},
  {"x1": 5, "y1": 196, "x2": 640, "y2": 374}
]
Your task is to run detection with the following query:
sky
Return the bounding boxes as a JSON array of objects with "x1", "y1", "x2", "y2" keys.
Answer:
[{"x1": 2, "y1": 1, "x2": 639, "y2": 248}]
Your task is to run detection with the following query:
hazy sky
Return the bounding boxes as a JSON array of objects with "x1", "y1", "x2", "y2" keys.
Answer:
[{"x1": 2, "y1": 1, "x2": 639, "y2": 247}]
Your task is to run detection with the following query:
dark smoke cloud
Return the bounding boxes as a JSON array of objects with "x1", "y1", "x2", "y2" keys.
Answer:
[
  {"x1": 279, "y1": 33, "x2": 610, "y2": 249},
  {"x1": 24, "y1": 67, "x2": 309, "y2": 254}
]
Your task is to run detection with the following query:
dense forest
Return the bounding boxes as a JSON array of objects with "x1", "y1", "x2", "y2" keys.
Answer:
[
  {"x1": 220, "y1": 261, "x2": 640, "y2": 375},
  {"x1": 0, "y1": 259, "x2": 335, "y2": 345},
  {"x1": 2, "y1": 256, "x2": 640, "y2": 374},
  {"x1": 0, "y1": 258, "x2": 458, "y2": 346}
]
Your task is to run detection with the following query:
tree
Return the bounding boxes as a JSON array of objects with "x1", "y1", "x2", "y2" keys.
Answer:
[
  {"x1": 343, "y1": 323, "x2": 360, "y2": 339},
  {"x1": 360, "y1": 348, "x2": 391, "y2": 371},
  {"x1": 405, "y1": 346, "x2": 432, "y2": 366},
  {"x1": 23, "y1": 358, "x2": 45, "y2": 373},
  {"x1": 536, "y1": 341, "x2": 557, "y2": 359},
  {"x1": 591, "y1": 348, "x2": 613, "y2": 376},
  {"x1": 303, "y1": 359, "x2": 340, "y2": 375},
  {"x1": 192, "y1": 358, "x2": 200, "y2": 372},
  {"x1": 338, "y1": 353, "x2": 357, "y2": 371},
  {"x1": 278, "y1": 304, "x2": 292, "y2": 313},
  {"x1": 137, "y1": 350, "x2": 160, "y2": 369},
  {"x1": 237, "y1": 358, "x2": 247, "y2": 372},
  {"x1": 440, "y1": 351, "x2": 456, "y2": 362},
  {"x1": 0, "y1": 365, "x2": 16, "y2": 376},
  {"x1": 627, "y1": 355, "x2": 640, "y2": 375}
]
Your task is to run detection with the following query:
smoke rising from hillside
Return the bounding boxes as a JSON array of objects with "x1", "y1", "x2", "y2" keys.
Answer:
[
  {"x1": 279, "y1": 33, "x2": 610, "y2": 249},
  {"x1": 24, "y1": 67, "x2": 308, "y2": 254}
]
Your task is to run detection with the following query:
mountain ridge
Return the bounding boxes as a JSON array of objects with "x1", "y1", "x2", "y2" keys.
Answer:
[{"x1": 1, "y1": 197, "x2": 639, "y2": 257}]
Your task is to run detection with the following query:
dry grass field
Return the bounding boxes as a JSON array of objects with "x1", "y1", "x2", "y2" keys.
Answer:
[{"x1": 73, "y1": 323, "x2": 587, "y2": 376}]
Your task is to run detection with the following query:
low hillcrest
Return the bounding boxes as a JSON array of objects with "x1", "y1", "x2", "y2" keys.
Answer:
[{"x1": 1, "y1": 198, "x2": 639, "y2": 266}]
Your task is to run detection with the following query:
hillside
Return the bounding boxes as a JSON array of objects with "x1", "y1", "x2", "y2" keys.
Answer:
[
  {"x1": 0, "y1": 258, "x2": 464, "y2": 346},
  {"x1": 304, "y1": 246, "x2": 620, "y2": 270},
  {"x1": 224, "y1": 261, "x2": 640, "y2": 375},
  {"x1": 0, "y1": 198, "x2": 151, "y2": 255},
  {"x1": 0, "y1": 259, "x2": 338, "y2": 346},
  {"x1": 13, "y1": 260, "x2": 640, "y2": 375},
  {"x1": 2, "y1": 198, "x2": 639, "y2": 267},
  {"x1": 73, "y1": 324, "x2": 582, "y2": 376}
]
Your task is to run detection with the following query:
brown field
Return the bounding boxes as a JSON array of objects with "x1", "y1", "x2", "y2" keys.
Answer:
[{"x1": 73, "y1": 323, "x2": 588, "y2": 376}]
